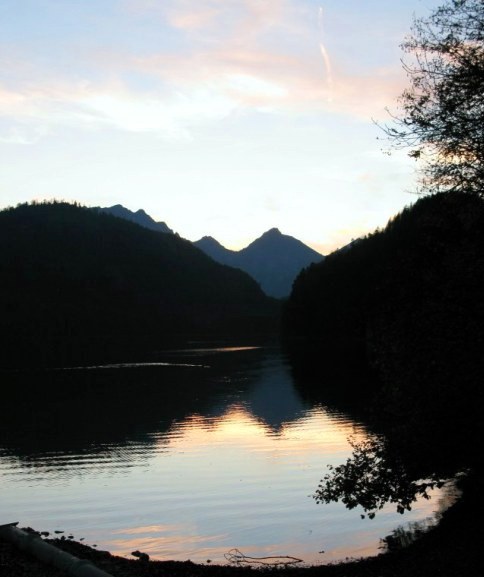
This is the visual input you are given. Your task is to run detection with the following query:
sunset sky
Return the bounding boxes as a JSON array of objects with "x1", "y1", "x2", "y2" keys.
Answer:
[{"x1": 0, "y1": 0, "x2": 442, "y2": 253}]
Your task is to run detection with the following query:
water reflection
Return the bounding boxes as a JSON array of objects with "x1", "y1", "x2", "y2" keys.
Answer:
[{"x1": 0, "y1": 346, "x2": 443, "y2": 565}]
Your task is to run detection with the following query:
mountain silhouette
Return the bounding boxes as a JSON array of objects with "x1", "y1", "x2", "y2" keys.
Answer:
[
  {"x1": 195, "y1": 236, "x2": 238, "y2": 262},
  {"x1": 0, "y1": 202, "x2": 278, "y2": 368},
  {"x1": 95, "y1": 204, "x2": 174, "y2": 234},
  {"x1": 94, "y1": 204, "x2": 324, "y2": 298},
  {"x1": 195, "y1": 228, "x2": 324, "y2": 298}
]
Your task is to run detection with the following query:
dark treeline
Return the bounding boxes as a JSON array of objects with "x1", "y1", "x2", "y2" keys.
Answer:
[
  {"x1": 283, "y1": 0, "x2": 484, "y2": 527},
  {"x1": 0, "y1": 201, "x2": 279, "y2": 368},
  {"x1": 283, "y1": 192, "x2": 484, "y2": 513}
]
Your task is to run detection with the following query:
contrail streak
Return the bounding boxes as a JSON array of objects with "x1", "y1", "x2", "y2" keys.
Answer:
[{"x1": 318, "y1": 7, "x2": 334, "y2": 96}]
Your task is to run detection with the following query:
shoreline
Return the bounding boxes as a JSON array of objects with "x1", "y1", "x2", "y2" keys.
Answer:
[{"x1": 1, "y1": 490, "x2": 482, "y2": 577}]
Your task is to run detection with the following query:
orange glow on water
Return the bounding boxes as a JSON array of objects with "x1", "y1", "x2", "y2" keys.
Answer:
[
  {"x1": 161, "y1": 403, "x2": 366, "y2": 457},
  {"x1": 0, "y1": 350, "x2": 448, "y2": 566}
]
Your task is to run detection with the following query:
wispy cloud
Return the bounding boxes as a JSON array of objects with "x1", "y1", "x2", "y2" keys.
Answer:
[
  {"x1": 124, "y1": 0, "x2": 294, "y2": 36},
  {"x1": 0, "y1": 0, "x2": 406, "y2": 142}
]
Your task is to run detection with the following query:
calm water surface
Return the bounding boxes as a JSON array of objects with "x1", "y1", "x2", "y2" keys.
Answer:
[{"x1": 0, "y1": 346, "x2": 445, "y2": 565}]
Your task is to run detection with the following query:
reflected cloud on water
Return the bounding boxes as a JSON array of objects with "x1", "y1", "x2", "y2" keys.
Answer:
[{"x1": 0, "y1": 346, "x2": 446, "y2": 565}]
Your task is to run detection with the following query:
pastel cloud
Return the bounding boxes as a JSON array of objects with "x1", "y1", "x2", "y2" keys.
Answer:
[
  {"x1": 120, "y1": 0, "x2": 407, "y2": 118},
  {"x1": 125, "y1": 0, "x2": 294, "y2": 36},
  {"x1": 0, "y1": 80, "x2": 237, "y2": 141},
  {"x1": 0, "y1": 0, "x2": 407, "y2": 142}
]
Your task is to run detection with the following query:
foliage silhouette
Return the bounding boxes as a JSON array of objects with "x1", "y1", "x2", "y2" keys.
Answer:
[
  {"x1": 315, "y1": 437, "x2": 445, "y2": 519},
  {"x1": 383, "y1": 0, "x2": 484, "y2": 194}
]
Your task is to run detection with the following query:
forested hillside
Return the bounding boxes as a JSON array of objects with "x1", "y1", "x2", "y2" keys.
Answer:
[
  {"x1": 284, "y1": 192, "x2": 484, "y2": 511},
  {"x1": 0, "y1": 202, "x2": 278, "y2": 368}
]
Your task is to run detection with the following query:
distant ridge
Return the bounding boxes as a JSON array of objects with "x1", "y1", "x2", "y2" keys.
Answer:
[
  {"x1": 95, "y1": 204, "x2": 174, "y2": 234},
  {"x1": 93, "y1": 204, "x2": 324, "y2": 298},
  {"x1": 195, "y1": 228, "x2": 324, "y2": 299}
]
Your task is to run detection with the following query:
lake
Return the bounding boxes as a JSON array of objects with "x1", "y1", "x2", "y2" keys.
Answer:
[{"x1": 0, "y1": 345, "x2": 447, "y2": 565}]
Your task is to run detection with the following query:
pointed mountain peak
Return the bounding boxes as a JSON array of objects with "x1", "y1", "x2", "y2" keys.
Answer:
[
  {"x1": 198, "y1": 235, "x2": 218, "y2": 243},
  {"x1": 193, "y1": 236, "x2": 237, "y2": 262},
  {"x1": 195, "y1": 236, "x2": 227, "y2": 249},
  {"x1": 257, "y1": 227, "x2": 285, "y2": 240},
  {"x1": 243, "y1": 227, "x2": 323, "y2": 259},
  {"x1": 262, "y1": 227, "x2": 282, "y2": 237},
  {"x1": 194, "y1": 227, "x2": 324, "y2": 298},
  {"x1": 248, "y1": 227, "x2": 288, "y2": 248}
]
